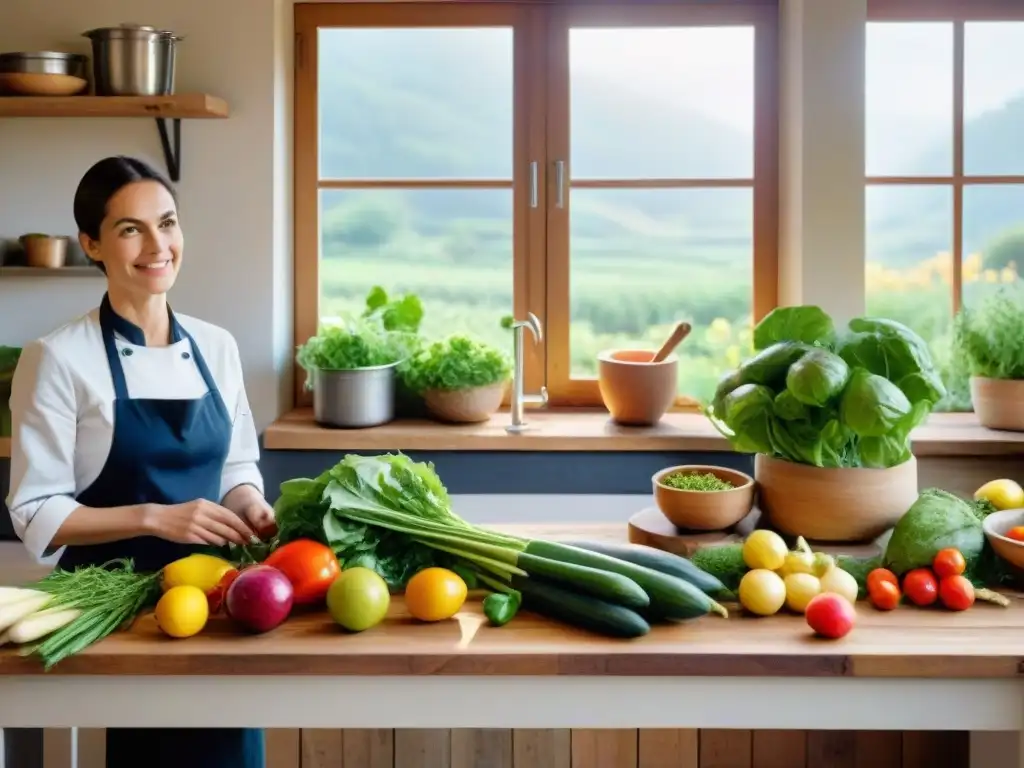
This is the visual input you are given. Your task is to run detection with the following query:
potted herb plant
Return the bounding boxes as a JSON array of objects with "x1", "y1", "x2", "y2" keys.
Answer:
[
  {"x1": 297, "y1": 287, "x2": 422, "y2": 429},
  {"x1": 953, "y1": 289, "x2": 1024, "y2": 432},
  {"x1": 705, "y1": 305, "x2": 946, "y2": 543},
  {"x1": 405, "y1": 333, "x2": 512, "y2": 423}
]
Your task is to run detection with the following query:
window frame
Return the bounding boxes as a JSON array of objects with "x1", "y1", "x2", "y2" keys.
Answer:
[
  {"x1": 292, "y1": 0, "x2": 779, "y2": 412},
  {"x1": 866, "y1": 0, "x2": 1024, "y2": 323}
]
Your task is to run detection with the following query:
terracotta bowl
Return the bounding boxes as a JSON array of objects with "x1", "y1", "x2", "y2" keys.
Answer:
[
  {"x1": 755, "y1": 454, "x2": 919, "y2": 543},
  {"x1": 970, "y1": 377, "x2": 1024, "y2": 432},
  {"x1": 598, "y1": 349, "x2": 678, "y2": 426},
  {"x1": 982, "y1": 508, "x2": 1024, "y2": 574},
  {"x1": 652, "y1": 464, "x2": 755, "y2": 531},
  {"x1": 423, "y1": 381, "x2": 506, "y2": 423}
]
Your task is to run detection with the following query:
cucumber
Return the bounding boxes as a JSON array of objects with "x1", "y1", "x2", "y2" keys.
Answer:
[
  {"x1": 524, "y1": 540, "x2": 728, "y2": 621},
  {"x1": 512, "y1": 575, "x2": 650, "y2": 638},
  {"x1": 515, "y1": 551, "x2": 649, "y2": 610},
  {"x1": 556, "y1": 539, "x2": 734, "y2": 601}
]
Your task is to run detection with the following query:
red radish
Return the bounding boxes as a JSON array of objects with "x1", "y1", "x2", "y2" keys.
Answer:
[
  {"x1": 805, "y1": 592, "x2": 856, "y2": 639},
  {"x1": 225, "y1": 565, "x2": 294, "y2": 633}
]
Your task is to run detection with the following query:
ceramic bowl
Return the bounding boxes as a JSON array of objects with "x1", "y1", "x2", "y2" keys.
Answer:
[
  {"x1": 982, "y1": 508, "x2": 1024, "y2": 573},
  {"x1": 597, "y1": 349, "x2": 678, "y2": 426},
  {"x1": 651, "y1": 464, "x2": 755, "y2": 531}
]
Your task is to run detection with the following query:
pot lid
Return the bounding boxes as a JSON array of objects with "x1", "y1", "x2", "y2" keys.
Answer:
[{"x1": 82, "y1": 24, "x2": 181, "y2": 40}]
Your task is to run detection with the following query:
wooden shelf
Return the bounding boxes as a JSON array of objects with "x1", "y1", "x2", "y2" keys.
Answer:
[
  {"x1": 0, "y1": 93, "x2": 230, "y2": 182},
  {"x1": 0, "y1": 266, "x2": 100, "y2": 278},
  {"x1": 0, "y1": 93, "x2": 229, "y2": 119},
  {"x1": 264, "y1": 408, "x2": 1024, "y2": 455}
]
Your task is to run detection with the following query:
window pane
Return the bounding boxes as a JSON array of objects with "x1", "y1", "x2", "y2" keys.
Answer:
[
  {"x1": 865, "y1": 185, "x2": 954, "y2": 404},
  {"x1": 319, "y1": 189, "x2": 513, "y2": 349},
  {"x1": 569, "y1": 26, "x2": 754, "y2": 179},
  {"x1": 317, "y1": 28, "x2": 514, "y2": 179},
  {"x1": 962, "y1": 184, "x2": 1024, "y2": 308},
  {"x1": 568, "y1": 187, "x2": 753, "y2": 402},
  {"x1": 965, "y1": 23, "x2": 1024, "y2": 176},
  {"x1": 866, "y1": 23, "x2": 953, "y2": 177}
]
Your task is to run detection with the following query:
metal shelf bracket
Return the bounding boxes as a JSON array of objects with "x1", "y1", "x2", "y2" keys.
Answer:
[{"x1": 155, "y1": 117, "x2": 182, "y2": 182}]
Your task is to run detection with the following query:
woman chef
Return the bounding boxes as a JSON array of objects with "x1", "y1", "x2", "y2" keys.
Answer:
[{"x1": 6, "y1": 156, "x2": 274, "y2": 768}]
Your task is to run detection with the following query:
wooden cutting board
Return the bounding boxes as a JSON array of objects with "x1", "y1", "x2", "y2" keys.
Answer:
[{"x1": 627, "y1": 506, "x2": 886, "y2": 559}]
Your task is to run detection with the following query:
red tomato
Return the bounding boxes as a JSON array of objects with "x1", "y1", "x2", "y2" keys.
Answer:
[
  {"x1": 1005, "y1": 526, "x2": 1024, "y2": 542},
  {"x1": 932, "y1": 548, "x2": 966, "y2": 579},
  {"x1": 939, "y1": 575, "x2": 975, "y2": 611},
  {"x1": 866, "y1": 568, "x2": 898, "y2": 594},
  {"x1": 902, "y1": 568, "x2": 938, "y2": 607},
  {"x1": 805, "y1": 593, "x2": 856, "y2": 639},
  {"x1": 206, "y1": 567, "x2": 243, "y2": 614},
  {"x1": 263, "y1": 539, "x2": 341, "y2": 605},
  {"x1": 868, "y1": 580, "x2": 900, "y2": 611}
]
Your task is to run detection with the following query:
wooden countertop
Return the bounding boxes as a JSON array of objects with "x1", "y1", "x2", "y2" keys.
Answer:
[
  {"x1": 263, "y1": 408, "x2": 1024, "y2": 455},
  {"x1": 2, "y1": 523, "x2": 1023, "y2": 680}
]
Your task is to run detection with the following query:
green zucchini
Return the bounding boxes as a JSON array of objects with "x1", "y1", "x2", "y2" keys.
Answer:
[
  {"x1": 512, "y1": 575, "x2": 650, "y2": 638},
  {"x1": 524, "y1": 540, "x2": 728, "y2": 621},
  {"x1": 515, "y1": 551, "x2": 649, "y2": 610},
  {"x1": 556, "y1": 539, "x2": 734, "y2": 601}
]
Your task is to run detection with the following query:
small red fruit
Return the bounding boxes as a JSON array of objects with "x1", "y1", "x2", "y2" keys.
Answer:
[
  {"x1": 805, "y1": 592, "x2": 856, "y2": 639},
  {"x1": 932, "y1": 548, "x2": 966, "y2": 580},
  {"x1": 866, "y1": 568, "x2": 898, "y2": 594},
  {"x1": 868, "y1": 580, "x2": 900, "y2": 611},
  {"x1": 1005, "y1": 526, "x2": 1024, "y2": 542},
  {"x1": 902, "y1": 568, "x2": 938, "y2": 607},
  {"x1": 938, "y1": 575, "x2": 975, "y2": 611}
]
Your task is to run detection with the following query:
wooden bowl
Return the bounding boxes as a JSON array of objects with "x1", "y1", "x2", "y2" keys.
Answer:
[
  {"x1": 423, "y1": 381, "x2": 506, "y2": 423},
  {"x1": 970, "y1": 377, "x2": 1024, "y2": 432},
  {"x1": 598, "y1": 349, "x2": 677, "y2": 426},
  {"x1": 0, "y1": 72, "x2": 88, "y2": 96},
  {"x1": 652, "y1": 464, "x2": 755, "y2": 531},
  {"x1": 982, "y1": 508, "x2": 1024, "y2": 574},
  {"x1": 755, "y1": 454, "x2": 919, "y2": 542}
]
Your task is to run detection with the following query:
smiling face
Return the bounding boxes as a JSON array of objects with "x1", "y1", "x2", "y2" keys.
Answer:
[{"x1": 79, "y1": 179, "x2": 183, "y2": 299}]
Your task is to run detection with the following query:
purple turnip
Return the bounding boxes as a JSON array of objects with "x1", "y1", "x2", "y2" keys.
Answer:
[{"x1": 225, "y1": 565, "x2": 294, "y2": 633}]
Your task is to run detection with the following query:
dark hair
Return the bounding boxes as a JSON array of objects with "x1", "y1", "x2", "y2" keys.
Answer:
[{"x1": 73, "y1": 156, "x2": 176, "y2": 241}]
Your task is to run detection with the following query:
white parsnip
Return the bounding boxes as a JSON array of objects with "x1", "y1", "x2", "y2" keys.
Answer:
[
  {"x1": 7, "y1": 607, "x2": 83, "y2": 644},
  {"x1": 0, "y1": 594, "x2": 53, "y2": 633}
]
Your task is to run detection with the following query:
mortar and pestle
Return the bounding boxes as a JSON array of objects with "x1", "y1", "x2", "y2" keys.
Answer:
[{"x1": 597, "y1": 321, "x2": 692, "y2": 426}]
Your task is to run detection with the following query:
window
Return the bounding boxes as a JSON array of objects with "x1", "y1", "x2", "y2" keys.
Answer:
[
  {"x1": 865, "y1": 1, "x2": 1024, "y2": 411},
  {"x1": 294, "y1": 2, "x2": 778, "y2": 410}
]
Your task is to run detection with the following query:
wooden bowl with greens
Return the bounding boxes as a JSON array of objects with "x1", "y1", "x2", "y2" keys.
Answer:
[{"x1": 651, "y1": 464, "x2": 755, "y2": 531}]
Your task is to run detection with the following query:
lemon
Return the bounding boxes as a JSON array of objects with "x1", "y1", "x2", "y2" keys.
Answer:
[
  {"x1": 155, "y1": 585, "x2": 210, "y2": 638},
  {"x1": 161, "y1": 554, "x2": 235, "y2": 594},
  {"x1": 738, "y1": 569, "x2": 787, "y2": 616},
  {"x1": 974, "y1": 479, "x2": 1024, "y2": 511},
  {"x1": 784, "y1": 573, "x2": 821, "y2": 614},
  {"x1": 742, "y1": 530, "x2": 788, "y2": 571}
]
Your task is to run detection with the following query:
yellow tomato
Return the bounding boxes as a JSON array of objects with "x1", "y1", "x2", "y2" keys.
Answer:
[
  {"x1": 738, "y1": 569, "x2": 787, "y2": 617},
  {"x1": 155, "y1": 585, "x2": 209, "y2": 638},
  {"x1": 974, "y1": 479, "x2": 1024, "y2": 511},
  {"x1": 784, "y1": 573, "x2": 821, "y2": 614},
  {"x1": 742, "y1": 530, "x2": 788, "y2": 571},
  {"x1": 404, "y1": 567, "x2": 468, "y2": 622},
  {"x1": 161, "y1": 554, "x2": 236, "y2": 594}
]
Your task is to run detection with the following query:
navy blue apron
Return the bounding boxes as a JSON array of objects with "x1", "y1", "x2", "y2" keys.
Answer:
[{"x1": 59, "y1": 294, "x2": 264, "y2": 768}]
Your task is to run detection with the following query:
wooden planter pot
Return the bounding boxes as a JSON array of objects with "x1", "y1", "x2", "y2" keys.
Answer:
[
  {"x1": 970, "y1": 376, "x2": 1024, "y2": 432},
  {"x1": 424, "y1": 381, "x2": 507, "y2": 423},
  {"x1": 755, "y1": 454, "x2": 919, "y2": 543}
]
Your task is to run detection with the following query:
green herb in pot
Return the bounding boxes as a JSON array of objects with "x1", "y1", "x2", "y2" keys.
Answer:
[
  {"x1": 661, "y1": 471, "x2": 735, "y2": 492},
  {"x1": 295, "y1": 316, "x2": 417, "y2": 385},
  {"x1": 952, "y1": 289, "x2": 1024, "y2": 381},
  {"x1": 405, "y1": 333, "x2": 512, "y2": 393}
]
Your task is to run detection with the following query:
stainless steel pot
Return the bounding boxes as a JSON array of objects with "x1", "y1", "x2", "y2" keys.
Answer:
[
  {"x1": 312, "y1": 364, "x2": 399, "y2": 429},
  {"x1": 0, "y1": 51, "x2": 88, "y2": 78},
  {"x1": 83, "y1": 24, "x2": 182, "y2": 96}
]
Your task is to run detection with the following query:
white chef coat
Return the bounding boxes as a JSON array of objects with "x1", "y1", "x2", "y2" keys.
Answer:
[{"x1": 6, "y1": 306, "x2": 265, "y2": 562}]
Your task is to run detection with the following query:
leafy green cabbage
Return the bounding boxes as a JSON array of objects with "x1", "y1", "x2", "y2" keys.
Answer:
[{"x1": 704, "y1": 305, "x2": 944, "y2": 468}]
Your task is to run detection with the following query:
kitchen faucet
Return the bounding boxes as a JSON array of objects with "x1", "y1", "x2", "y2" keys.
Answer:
[{"x1": 506, "y1": 312, "x2": 548, "y2": 433}]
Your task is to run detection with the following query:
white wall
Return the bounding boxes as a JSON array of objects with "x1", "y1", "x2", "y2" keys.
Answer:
[{"x1": 0, "y1": 0, "x2": 293, "y2": 431}]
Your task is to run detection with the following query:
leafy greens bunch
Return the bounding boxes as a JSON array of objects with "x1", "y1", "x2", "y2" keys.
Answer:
[
  {"x1": 705, "y1": 305, "x2": 945, "y2": 469},
  {"x1": 404, "y1": 333, "x2": 512, "y2": 394},
  {"x1": 951, "y1": 289, "x2": 1024, "y2": 381},
  {"x1": 295, "y1": 287, "x2": 422, "y2": 384}
]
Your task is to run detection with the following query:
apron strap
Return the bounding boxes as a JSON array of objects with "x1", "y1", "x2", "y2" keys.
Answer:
[{"x1": 98, "y1": 296, "x2": 131, "y2": 401}]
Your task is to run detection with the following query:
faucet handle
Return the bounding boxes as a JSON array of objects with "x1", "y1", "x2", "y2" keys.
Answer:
[
  {"x1": 511, "y1": 312, "x2": 543, "y2": 344},
  {"x1": 521, "y1": 385, "x2": 548, "y2": 407}
]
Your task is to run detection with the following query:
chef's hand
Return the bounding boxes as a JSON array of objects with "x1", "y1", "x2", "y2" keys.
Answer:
[
  {"x1": 147, "y1": 499, "x2": 257, "y2": 547},
  {"x1": 221, "y1": 484, "x2": 277, "y2": 540}
]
